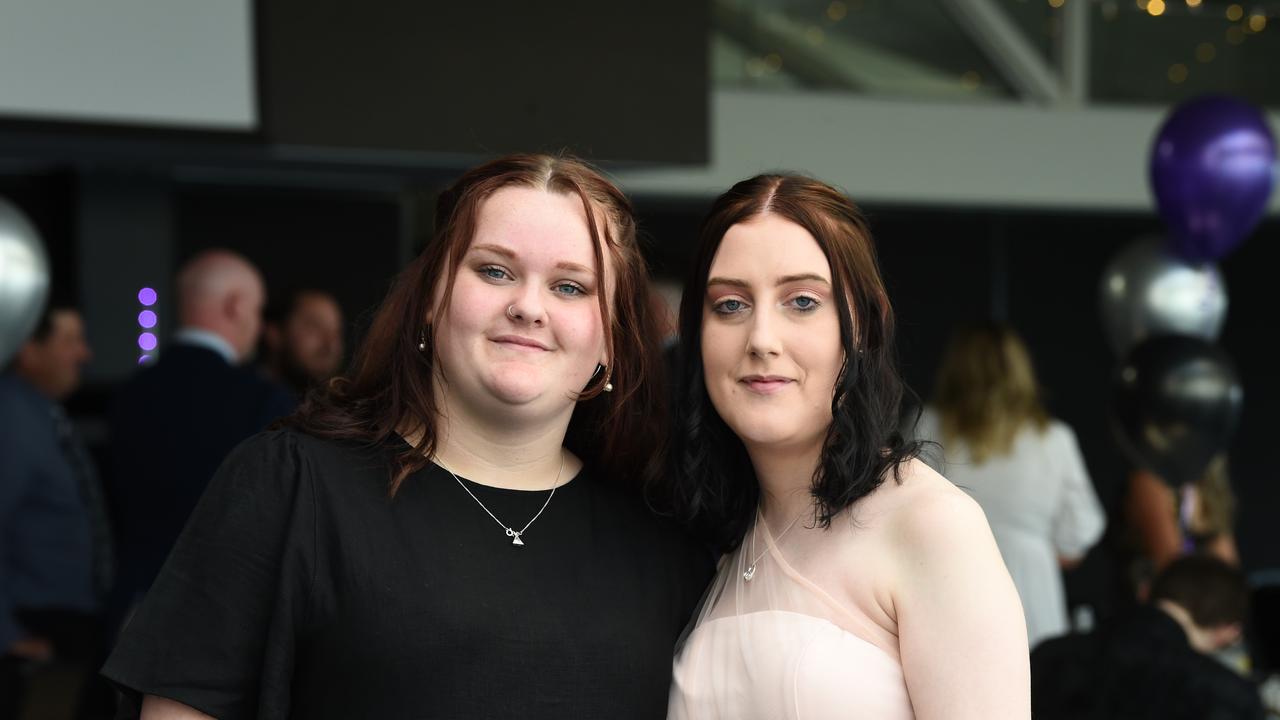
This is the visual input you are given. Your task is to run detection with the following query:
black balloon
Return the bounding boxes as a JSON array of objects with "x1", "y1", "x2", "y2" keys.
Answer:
[{"x1": 1112, "y1": 335, "x2": 1242, "y2": 487}]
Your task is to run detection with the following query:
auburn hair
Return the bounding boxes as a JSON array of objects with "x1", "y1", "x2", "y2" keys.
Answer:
[{"x1": 285, "y1": 153, "x2": 666, "y2": 495}]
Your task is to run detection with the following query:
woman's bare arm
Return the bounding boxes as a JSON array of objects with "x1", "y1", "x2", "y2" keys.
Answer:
[
  {"x1": 140, "y1": 695, "x2": 215, "y2": 720},
  {"x1": 893, "y1": 488, "x2": 1030, "y2": 719},
  {"x1": 1126, "y1": 469, "x2": 1182, "y2": 571}
]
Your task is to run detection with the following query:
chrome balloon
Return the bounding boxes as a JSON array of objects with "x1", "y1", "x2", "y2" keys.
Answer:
[
  {"x1": 1112, "y1": 335, "x2": 1242, "y2": 487},
  {"x1": 1099, "y1": 237, "x2": 1227, "y2": 356},
  {"x1": 0, "y1": 197, "x2": 49, "y2": 367}
]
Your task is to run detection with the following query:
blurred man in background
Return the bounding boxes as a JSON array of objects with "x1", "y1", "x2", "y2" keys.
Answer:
[
  {"x1": 1, "y1": 299, "x2": 113, "y2": 719},
  {"x1": 260, "y1": 288, "x2": 345, "y2": 399},
  {"x1": 108, "y1": 250, "x2": 293, "y2": 618},
  {"x1": 1032, "y1": 554, "x2": 1265, "y2": 720}
]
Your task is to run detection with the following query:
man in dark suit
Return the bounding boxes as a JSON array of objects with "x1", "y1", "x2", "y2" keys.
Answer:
[
  {"x1": 1032, "y1": 554, "x2": 1265, "y2": 720},
  {"x1": 109, "y1": 250, "x2": 294, "y2": 615},
  {"x1": 1, "y1": 301, "x2": 113, "y2": 719}
]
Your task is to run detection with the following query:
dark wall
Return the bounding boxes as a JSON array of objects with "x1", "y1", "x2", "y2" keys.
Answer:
[
  {"x1": 174, "y1": 183, "x2": 406, "y2": 351},
  {"x1": 262, "y1": 0, "x2": 710, "y2": 165}
]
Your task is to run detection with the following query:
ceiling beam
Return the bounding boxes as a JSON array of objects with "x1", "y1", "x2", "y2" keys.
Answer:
[
  {"x1": 942, "y1": 0, "x2": 1064, "y2": 105},
  {"x1": 1060, "y1": 0, "x2": 1091, "y2": 106}
]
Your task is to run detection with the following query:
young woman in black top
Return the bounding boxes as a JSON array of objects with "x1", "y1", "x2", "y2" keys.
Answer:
[{"x1": 103, "y1": 154, "x2": 711, "y2": 719}]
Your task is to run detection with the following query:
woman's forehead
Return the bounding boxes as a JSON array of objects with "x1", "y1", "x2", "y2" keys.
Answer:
[{"x1": 709, "y1": 215, "x2": 831, "y2": 280}]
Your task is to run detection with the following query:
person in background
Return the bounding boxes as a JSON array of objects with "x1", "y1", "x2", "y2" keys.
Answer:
[
  {"x1": 915, "y1": 322, "x2": 1106, "y2": 649},
  {"x1": 1031, "y1": 554, "x2": 1265, "y2": 720},
  {"x1": 1, "y1": 299, "x2": 113, "y2": 719},
  {"x1": 1126, "y1": 454, "x2": 1240, "y2": 599},
  {"x1": 260, "y1": 288, "x2": 345, "y2": 399},
  {"x1": 107, "y1": 250, "x2": 294, "y2": 616}
]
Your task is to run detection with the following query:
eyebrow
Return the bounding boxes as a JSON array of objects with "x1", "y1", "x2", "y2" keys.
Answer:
[
  {"x1": 470, "y1": 244, "x2": 595, "y2": 276},
  {"x1": 707, "y1": 273, "x2": 831, "y2": 288}
]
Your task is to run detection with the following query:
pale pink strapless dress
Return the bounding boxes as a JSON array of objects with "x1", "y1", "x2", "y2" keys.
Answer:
[{"x1": 669, "y1": 516, "x2": 915, "y2": 720}]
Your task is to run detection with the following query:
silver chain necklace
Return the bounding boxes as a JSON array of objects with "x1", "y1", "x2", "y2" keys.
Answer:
[
  {"x1": 437, "y1": 454, "x2": 564, "y2": 547},
  {"x1": 744, "y1": 507, "x2": 806, "y2": 581}
]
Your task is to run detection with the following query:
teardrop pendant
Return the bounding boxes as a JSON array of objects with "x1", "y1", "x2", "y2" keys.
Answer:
[{"x1": 743, "y1": 564, "x2": 756, "y2": 581}]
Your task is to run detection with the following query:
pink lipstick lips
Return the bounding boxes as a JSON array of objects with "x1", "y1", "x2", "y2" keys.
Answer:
[
  {"x1": 491, "y1": 335, "x2": 550, "y2": 351},
  {"x1": 740, "y1": 375, "x2": 793, "y2": 394}
]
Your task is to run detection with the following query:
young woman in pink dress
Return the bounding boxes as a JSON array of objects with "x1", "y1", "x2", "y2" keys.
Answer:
[{"x1": 662, "y1": 174, "x2": 1030, "y2": 719}]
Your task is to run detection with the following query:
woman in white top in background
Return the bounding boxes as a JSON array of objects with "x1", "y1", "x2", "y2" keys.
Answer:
[{"x1": 915, "y1": 322, "x2": 1106, "y2": 649}]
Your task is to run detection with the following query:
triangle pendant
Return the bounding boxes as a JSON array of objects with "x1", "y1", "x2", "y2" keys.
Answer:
[{"x1": 511, "y1": 533, "x2": 525, "y2": 546}]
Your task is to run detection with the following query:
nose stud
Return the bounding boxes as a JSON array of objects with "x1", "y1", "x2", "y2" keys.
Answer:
[{"x1": 507, "y1": 304, "x2": 518, "y2": 320}]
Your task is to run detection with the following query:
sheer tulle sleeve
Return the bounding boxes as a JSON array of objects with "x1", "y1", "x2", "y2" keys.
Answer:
[{"x1": 669, "y1": 514, "x2": 914, "y2": 720}]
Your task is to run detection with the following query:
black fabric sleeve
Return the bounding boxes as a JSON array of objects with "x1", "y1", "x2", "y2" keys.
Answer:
[{"x1": 101, "y1": 430, "x2": 315, "y2": 720}]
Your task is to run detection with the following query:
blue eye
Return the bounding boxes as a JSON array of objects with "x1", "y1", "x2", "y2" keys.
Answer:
[
  {"x1": 791, "y1": 296, "x2": 820, "y2": 312},
  {"x1": 480, "y1": 266, "x2": 510, "y2": 281},
  {"x1": 713, "y1": 299, "x2": 747, "y2": 315},
  {"x1": 553, "y1": 282, "x2": 585, "y2": 296}
]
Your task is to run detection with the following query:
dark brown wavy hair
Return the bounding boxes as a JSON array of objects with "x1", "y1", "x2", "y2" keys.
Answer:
[
  {"x1": 284, "y1": 153, "x2": 666, "y2": 495},
  {"x1": 657, "y1": 173, "x2": 922, "y2": 552}
]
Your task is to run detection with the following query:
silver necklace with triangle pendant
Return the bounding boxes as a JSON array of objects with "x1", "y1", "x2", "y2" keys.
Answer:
[{"x1": 439, "y1": 455, "x2": 563, "y2": 546}]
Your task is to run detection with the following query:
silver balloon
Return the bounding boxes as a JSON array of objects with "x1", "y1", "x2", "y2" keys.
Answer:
[
  {"x1": 1098, "y1": 236, "x2": 1227, "y2": 355},
  {"x1": 0, "y1": 197, "x2": 49, "y2": 367}
]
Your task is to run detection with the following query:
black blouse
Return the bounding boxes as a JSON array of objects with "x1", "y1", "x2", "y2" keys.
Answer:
[{"x1": 102, "y1": 429, "x2": 711, "y2": 719}]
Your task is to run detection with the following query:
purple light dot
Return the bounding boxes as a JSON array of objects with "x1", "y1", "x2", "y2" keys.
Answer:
[
  {"x1": 138, "y1": 332, "x2": 157, "y2": 351},
  {"x1": 138, "y1": 287, "x2": 157, "y2": 306},
  {"x1": 138, "y1": 310, "x2": 157, "y2": 328}
]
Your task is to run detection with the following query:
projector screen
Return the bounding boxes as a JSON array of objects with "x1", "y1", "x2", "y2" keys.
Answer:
[{"x1": 0, "y1": 0, "x2": 256, "y2": 130}]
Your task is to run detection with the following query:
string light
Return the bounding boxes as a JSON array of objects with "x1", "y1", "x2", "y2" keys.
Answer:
[
  {"x1": 1048, "y1": 0, "x2": 1065, "y2": 8},
  {"x1": 1167, "y1": 63, "x2": 1188, "y2": 83},
  {"x1": 137, "y1": 287, "x2": 158, "y2": 364},
  {"x1": 826, "y1": 1, "x2": 847, "y2": 21},
  {"x1": 1147, "y1": 0, "x2": 1166, "y2": 16},
  {"x1": 1185, "y1": 0, "x2": 1201, "y2": 7},
  {"x1": 1195, "y1": 42, "x2": 1216, "y2": 62},
  {"x1": 1248, "y1": 14, "x2": 1266, "y2": 32},
  {"x1": 1225, "y1": 4, "x2": 1244, "y2": 21}
]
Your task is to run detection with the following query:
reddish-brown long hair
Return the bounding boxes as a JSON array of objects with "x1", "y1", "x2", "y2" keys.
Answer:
[{"x1": 286, "y1": 154, "x2": 666, "y2": 495}]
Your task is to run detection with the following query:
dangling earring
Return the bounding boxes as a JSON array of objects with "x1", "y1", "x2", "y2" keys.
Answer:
[
  {"x1": 417, "y1": 328, "x2": 428, "y2": 352},
  {"x1": 593, "y1": 363, "x2": 614, "y2": 393}
]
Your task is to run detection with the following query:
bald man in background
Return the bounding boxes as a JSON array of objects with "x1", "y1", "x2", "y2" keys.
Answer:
[{"x1": 107, "y1": 250, "x2": 294, "y2": 616}]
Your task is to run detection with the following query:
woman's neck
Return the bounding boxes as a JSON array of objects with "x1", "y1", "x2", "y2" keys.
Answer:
[
  {"x1": 746, "y1": 440, "x2": 822, "y2": 531},
  {"x1": 413, "y1": 387, "x2": 576, "y2": 491}
]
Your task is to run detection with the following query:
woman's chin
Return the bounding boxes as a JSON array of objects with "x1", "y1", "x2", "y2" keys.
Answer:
[
  {"x1": 725, "y1": 418, "x2": 825, "y2": 454},
  {"x1": 480, "y1": 375, "x2": 567, "y2": 410}
]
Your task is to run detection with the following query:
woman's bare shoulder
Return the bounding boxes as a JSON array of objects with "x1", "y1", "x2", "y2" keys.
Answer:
[{"x1": 870, "y1": 458, "x2": 993, "y2": 556}]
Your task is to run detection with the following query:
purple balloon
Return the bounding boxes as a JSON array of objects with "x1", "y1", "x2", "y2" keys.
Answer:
[{"x1": 1150, "y1": 96, "x2": 1276, "y2": 262}]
